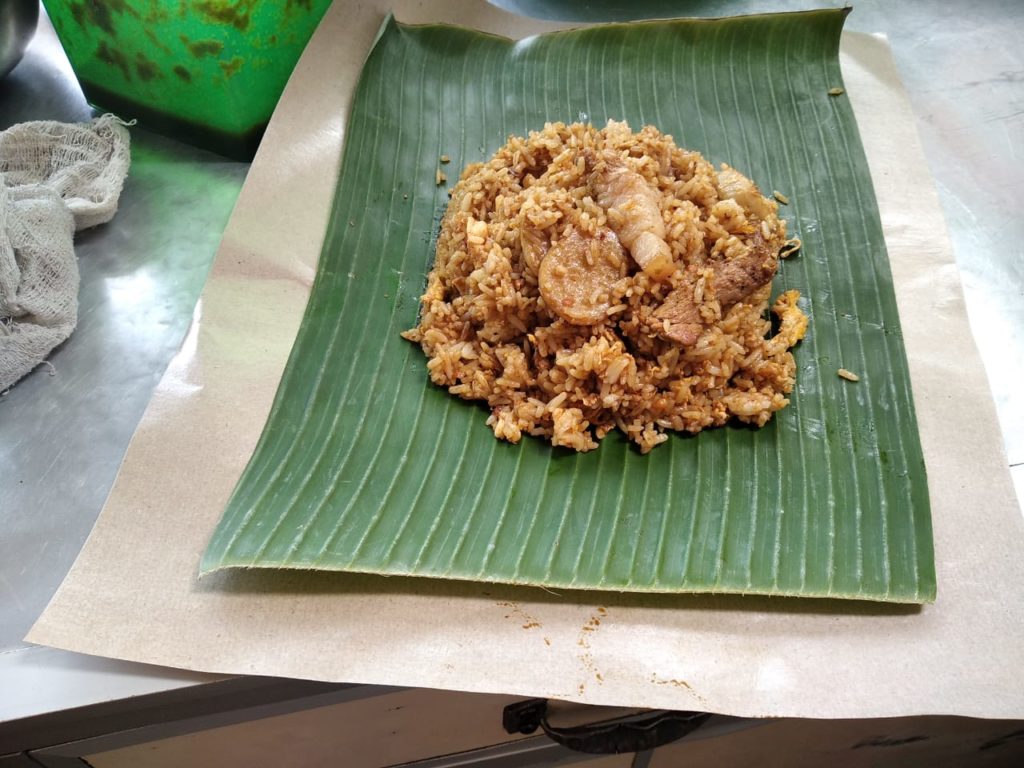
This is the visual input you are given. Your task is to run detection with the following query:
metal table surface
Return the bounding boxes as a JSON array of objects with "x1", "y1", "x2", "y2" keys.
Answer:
[{"x1": 2, "y1": 0, "x2": 1022, "y2": 755}]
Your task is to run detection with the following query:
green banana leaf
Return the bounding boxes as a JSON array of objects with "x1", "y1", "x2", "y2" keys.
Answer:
[{"x1": 201, "y1": 9, "x2": 936, "y2": 603}]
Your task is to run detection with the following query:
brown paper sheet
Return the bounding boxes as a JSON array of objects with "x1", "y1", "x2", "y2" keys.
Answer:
[{"x1": 28, "y1": 1, "x2": 1024, "y2": 719}]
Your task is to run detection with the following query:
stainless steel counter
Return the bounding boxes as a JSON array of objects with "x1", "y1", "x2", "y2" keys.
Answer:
[
  {"x1": 1, "y1": 0, "x2": 1022, "y2": 756},
  {"x1": 0, "y1": 14, "x2": 247, "y2": 650},
  {"x1": 0, "y1": 9, "x2": 257, "y2": 751}
]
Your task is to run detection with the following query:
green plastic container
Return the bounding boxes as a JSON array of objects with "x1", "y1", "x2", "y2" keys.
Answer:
[{"x1": 43, "y1": 0, "x2": 332, "y2": 159}]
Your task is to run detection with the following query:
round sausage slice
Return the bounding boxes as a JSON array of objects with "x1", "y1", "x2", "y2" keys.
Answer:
[{"x1": 539, "y1": 228, "x2": 626, "y2": 325}]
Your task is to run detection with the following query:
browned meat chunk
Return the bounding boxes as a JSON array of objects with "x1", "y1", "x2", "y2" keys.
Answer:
[
  {"x1": 654, "y1": 234, "x2": 777, "y2": 345},
  {"x1": 539, "y1": 228, "x2": 626, "y2": 325}
]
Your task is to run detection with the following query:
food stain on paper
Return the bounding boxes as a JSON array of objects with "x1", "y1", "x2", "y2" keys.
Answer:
[
  {"x1": 576, "y1": 608, "x2": 608, "y2": 685},
  {"x1": 650, "y1": 673, "x2": 709, "y2": 708},
  {"x1": 496, "y1": 601, "x2": 542, "y2": 631}
]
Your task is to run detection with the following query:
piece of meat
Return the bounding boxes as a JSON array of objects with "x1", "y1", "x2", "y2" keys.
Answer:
[
  {"x1": 714, "y1": 240, "x2": 777, "y2": 304},
  {"x1": 520, "y1": 227, "x2": 549, "y2": 273},
  {"x1": 538, "y1": 228, "x2": 626, "y2": 325},
  {"x1": 653, "y1": 233, "x2": 778, "y2": 345},
  {"x1": 651, "y1": 281, "x2": 702, "y2": 347},
  {"x1": 715, "y1": 164, "x2": 775, "y2": 220},
  {"x1": 586, "y1": 149, "x2": 675, "y2": 281}
]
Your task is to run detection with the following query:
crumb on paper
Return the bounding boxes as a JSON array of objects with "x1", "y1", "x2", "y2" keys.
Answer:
[
  {"x1": 838, "y1": 368, "x2": 860, "y2": 382},
  {"x1": 773, "y1": 190, "x2": 790, "y2": 205},
  {"x1": 828, "y1": 87, "x2": 846, "y2": 96},
  {"x1": 440, "y1": 154, "x2": 450, "y2": 164},
  {"x1": 436, "y1": 170, "x2": 447, "y2": 185}
]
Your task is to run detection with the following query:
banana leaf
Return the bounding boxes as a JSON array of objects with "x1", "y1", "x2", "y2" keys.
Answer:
[{"x1": 201, "y1": 9, "x2": 936, "y2": 602}]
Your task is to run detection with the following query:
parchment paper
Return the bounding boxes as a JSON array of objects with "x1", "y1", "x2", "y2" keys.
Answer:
[{"x1": 28, "y1": 1, "x2": 1024, "y2": 719}]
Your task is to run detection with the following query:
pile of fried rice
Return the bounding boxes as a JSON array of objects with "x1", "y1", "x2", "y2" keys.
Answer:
[{"x1": 402, "y1": 121, "x2": 807, "y2": 453}]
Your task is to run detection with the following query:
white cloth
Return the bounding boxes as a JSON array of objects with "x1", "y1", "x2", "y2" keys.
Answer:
[{"x1": 0, "y1": 114, "x2": 131, "y2": 390}]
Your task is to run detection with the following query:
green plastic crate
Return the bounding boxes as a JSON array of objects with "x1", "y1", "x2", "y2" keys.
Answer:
[{"x1": 43, "y1": 0, "x2": 332, "y2": 159}]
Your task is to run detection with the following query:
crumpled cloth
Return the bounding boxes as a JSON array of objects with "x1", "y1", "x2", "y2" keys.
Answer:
[{"x1": 0, "y1": 114, "x2": 131, "y2": 390}]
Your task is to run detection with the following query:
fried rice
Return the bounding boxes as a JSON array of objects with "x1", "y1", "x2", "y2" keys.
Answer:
[{"x1": 402, "y1": 121, "x2": 807, "y2": 453}]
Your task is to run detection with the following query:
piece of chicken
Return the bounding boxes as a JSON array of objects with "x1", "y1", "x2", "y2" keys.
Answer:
[
  {"x1": 586, "y1": 149, "x2": 675, "y2": 282},
  {"x1": 538, "y1": 228, "x2": 626, "y2": 325},
  {"x1": 653, "y1": 232, "x2": 778, "y2": 345}
]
